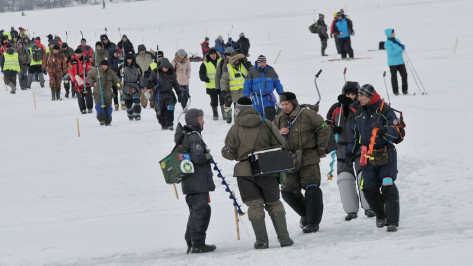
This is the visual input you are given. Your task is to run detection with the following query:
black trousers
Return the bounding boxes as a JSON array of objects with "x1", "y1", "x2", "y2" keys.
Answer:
[
  {"x1": 185, "y1": 193, "x2": 211, "y2": 246},
  {"x1": 112, "y1": 85, "x2": 119, "y2": 105},
  {"x1": 125, "y1": 98, "x2": 141, "y2": 118},
  {"x1": 207, "y1": 88, "x2": 224, "y2": 108},
  {"x1": 389, "y1": 64, "x2": 408, "y2": 94},
  {"x1": 338, "y1": 37, "x2": 354, "y2": 59},
  {"x1": 77, "y1": 90, "x2": 93, "y2": 111},
  {"x1": 157, "y1": 108, "x2": 174, "y2": 128}
]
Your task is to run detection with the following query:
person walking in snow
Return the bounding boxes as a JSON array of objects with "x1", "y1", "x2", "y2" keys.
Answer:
[
  {"x1": 333, "y1": 12, "x2": 354, "y2": 59},
  {"x1": 215, "y1": 47, "x2": 234, "y2": 121},
  {"x1": 42, "y1": 44, "x2": 68, "y2": 100},
  {"x1": 68, "y1": 48, "x2": 94, "y2": 114},
  {"x1": 119, "y1": 54, "x2": 143, "y2": 121},
  {"x1": 117, "y1": 35, "x2": 135, "y2": 58},
  {"x1": 222, "y1": 96, "x2": 294, "y2": 249},
  {"x1": 135, "y1": 44, "x2": 155, "y2": 108},
  {"x1": 100, "y1": 34, "x2": 116, "y2": 57},
  {"x1": 316, "y1": 13, "x2": 329, "y2": 56},
  {"x1": 92, "y1": 41, "x2": 109, "y2": 67},
  {"x1": 148, "y1": 58, "x2": 182, "y2": 130},
  {"x1": 243, "y1": 55, "x2": 283, "y2": 121},
  {"x1": 214, "y1": 35, "x2": 226, "y2": 57},
  {"x1": 273, "y1": 92, "x2": 331, "y2": 233},
  {"x1": 87, "y1": 59, "x2": 121, "y2": 126},
  {"x1": 0, "y1": 44, "x2": 20, "y2": 94},
  {"x1": 26, "y1": 40, "x2": 45, "y2": 88},
  {"x1": 77, "y1": 38, "x2": 94, "y2": 59},
  {"x1": 234, "y1": 32, "x2": 250, "y2": 57},
  {"x1": 108, "y1": 48, "x2": 122, "y2": 110},
  {"x1": 199, "y1": 48, "x2": 223, "y2": 120},
  {"x1": 201, "y1": 37, "x2": 210, "y2": 57},
  {"x1": 326, "y1": 82, "x2": 375, "y2": 221},
  {"x1": 384, "y1": 29, "x2": 408, "y2": 95},
  {"x1": 346, "y1": 84, "x2": 400, "y2": 232},
  {"x1": 171, "y1": 49, "x2": 191, "y2": 110},
  {"x1": 60, "y1": 43, "x2": 75, "y2": 98},
  {"x1": 174, "y1": 108, "x2": 216, "y2": 254},
  {"x1": 16, "y1": 41, "x2": 31, "y2": 90}
]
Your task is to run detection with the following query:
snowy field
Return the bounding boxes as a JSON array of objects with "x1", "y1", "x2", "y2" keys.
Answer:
[{"x1": 1, "y1": 0, "x2": 473, "y2": 265}]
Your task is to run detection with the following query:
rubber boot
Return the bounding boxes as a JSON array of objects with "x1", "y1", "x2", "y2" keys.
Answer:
[
  {"x1": 8, "y1": 82, "x2": 16, "y2": 94},
  {"x1": 56, "y1": 89, "x2": 62, "y2": 101},
  {"x1": 362, "y1": 190, "x2": 386, "y2": 221},
  {"x1": 51, "y1": 89, "x2": 56, "y2": 101},
  {"x1": 220, "y1": 105, "x2": 226, "y2": 120},
  {"x1": 105, "y1": 117, "x2": 112, "y2": 126},
  {"x1": 270, "y1": 215, "x2": 294, "y2": 247},
  {"x1": 303, "y1": 185, "x2": 323, "y2": 233},
  {"x1": 64, "y1": 81, "x2": 70, "y2": 98},
  {"x1": 72, "y1": 90, "x2": 76, "y2": 98},
  {"x1": 322, "y1": 47, "x2": 328, "y2": 56},
  {"x1": 382, "y1": 184, "x2": 400, "y2": 227},
  {"x1": 212, "y1": 107, "x2": 218, "y2": 120},
  {"x1": 250, "y1": 219, "x2": 269, "y2": 249},
  {"x1": 114, "y1": 104, "x2": 119, "y2": 111},
  {"x1": 224, "y1": 106, "x2": 232, "y2": 124},
  {"x1": 97, "y1": 114, "x2": 106, "y2": 126}
]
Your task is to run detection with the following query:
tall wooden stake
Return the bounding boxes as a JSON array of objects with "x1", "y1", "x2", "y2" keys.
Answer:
[
  {"x1": 233, "y1": 192, "x2": 240, "y2": 240},
  {"x1": 33, "y1": 93, "x2": 37, "y2": 109},
  {"x1": 274, "y1": 50, "x2": 282, "y2": 64},
  {"x1": 173, "y1": 184, "x2": 179, "y2": 200},
  {"x1": 454, "y1": 37, "x2": 459, "y2": 55},
  {"x1": 76, "y1": 118, "x2": 80, "y2": 137}
]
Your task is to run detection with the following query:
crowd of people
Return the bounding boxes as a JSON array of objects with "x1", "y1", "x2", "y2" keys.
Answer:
[{"x1": 1, "y1": 19, "x2": 404, "y2": 254}]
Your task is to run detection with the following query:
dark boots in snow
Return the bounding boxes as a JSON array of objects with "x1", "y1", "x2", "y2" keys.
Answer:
[
  {"x1": 212, "y1": 107, "x2": 218, "y2": 120},
  {"x1": 221, "y1": 105, "x2": 226, "y2": 120},
  {"x1": 303, "y1": 185, "x2": 323, "y2": 233},
  {"x1": 345, "y1": 212, "x2": 358, "y2": 221},
  {"x1": 250, "y1": 219, "x2": 269, "y2": 249},
  {"x1": 191, "y1": 243, "x2": 216, "y2": 253},
  {"x1": 270, "y1": 215, "x2": 294, "y2": 247},
  {"x1": 51, "y1": 89, "x2": 56, "y2": 100}
]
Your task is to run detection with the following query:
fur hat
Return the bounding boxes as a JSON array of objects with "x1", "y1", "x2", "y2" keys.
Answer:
[
  {"x1": 185, "y1": 108, "x2": 204, "y2": 130},
  {"x1": 342, "y1": 81, "x2": 360, "y2": 95},
  {"x1": 279, "y1": 92, "x2": 298, "y2": 106},
  {"x1": 138, "y1": 44, "x2": 146, "y2": 53},
  {"x1": 358, "y1": 84, "x2": 375, "y2": 99}
]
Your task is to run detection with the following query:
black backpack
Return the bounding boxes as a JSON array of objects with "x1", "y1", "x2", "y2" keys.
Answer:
[
  {"x1": 32, "y1": 46, "x2": 44, "y2": 61},
  {"x1": 379, "y1": 100, "x2": 406, "y2": 144}
]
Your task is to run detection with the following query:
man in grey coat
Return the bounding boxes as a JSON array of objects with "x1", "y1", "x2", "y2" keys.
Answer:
[{"x1": 174, "y1": 108, "x2": 216, "y2": 254}]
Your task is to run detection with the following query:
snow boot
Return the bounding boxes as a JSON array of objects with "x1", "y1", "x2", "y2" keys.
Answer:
[
  {"x1": 114, "y1": 104, "x2": 119, "y2": 111},
  {"x1": 281, "y1": 190, "x2": 306, "y2": 217},
  {"x1": 105, "y1": 117, "x2": 112, "y2": 126},
  {"x1": 72, "y1": 91, "x2": 76, "y2": 98},
  {"x1": 250, "y1": 219, "x2": 269, "y2": 249},
  {"x1": 270, "y1": 215, "x2": 294, "y2": 247},
  {"x1": 304, "y1": 185, "x2": 323, "y2": 233},
  {"x1": 376, "y1": 218, "x2": 386, "y2": 228},
  {"x1": 382, "y1": 184, "x2": 400, "y2": 227},
  {"x1": 299, "y1": 216, "x2": 308, "y2": 229},
  {"x1": 64, "y1": 81, "x2": 70, "y2": 98},
  {"x1": 56, "y1": 89, "x2": 62, "y2": 101},
  {"x1": 365, "y1": 209, "x2": 376, "y2": 218},
  {"x1": 212, "y1": 107, "x2": 218, "y2": 120},
  {"x1": 362, "y1": 190, "x2": 386, "y2": 222},
  {"x1": 51, "y1": 89, "x2": 56, "y2": 100},
  {"x1": 387, "y1": 224, "x2": 398, "y2": 232},
  {"x1": 224, "y1": 106, "x2": 232, "y2": 124},
  {"x1": 322, "y1": 48, "x2": 328, "y2": 56},
  {"x1": 97, "y1": 114, "x2": 106, "y2": 126},
  {"x1": 345, "y1": 212, "x2": 358, "y2": 221},
  {"x1": 221, "y1": 105, "x2": 226, "y2": 120},
  {"x1": 191, "y1": 243, "x2": 216, "y2": 253}
]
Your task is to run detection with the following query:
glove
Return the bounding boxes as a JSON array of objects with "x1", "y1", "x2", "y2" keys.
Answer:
[
  {"x1": 371, "y1": 121, "x2": 386, "y2": 135},
  {"x1": 43, "y1": 70, "x2": 47, "y2": 75},
  {"x1": 333, "y1": 126, "x2": 342, "y2": 134},
  {"x1": 204, "y1": 77, "x2": 210, "y2": 83},
  {"x1": 205, "y1": 153, "x2": 212, "y2": 161},
  {"x1": 350, "y1": 30, "x2": 355, "y2": 36},
  {"x1": 337, "y1": 94, "x2": 352, "y2": 106},
  {"x1": 401, "y1": 44, "x2": 405, "y2": 51}
]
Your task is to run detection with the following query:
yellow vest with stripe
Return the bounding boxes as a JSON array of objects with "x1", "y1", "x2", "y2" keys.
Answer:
[
  {"x1": 203, "y1": 58, "x2": 221, "y2": 89},
  {"x1": 4, "y1": 32, "x2": 12, "y2": 41},
  {"x1": 150, "y1": 62, "x2": 158, "y2": 71},
  {"x1": 3, "y1": 52, "x2": 20, "y2": 72},
  {"x1": 28, "y1": 46, "x2": 43, "y2": 66},
  {"x1": 227, "y1": 63, "x2": 248, "y2": 91}
]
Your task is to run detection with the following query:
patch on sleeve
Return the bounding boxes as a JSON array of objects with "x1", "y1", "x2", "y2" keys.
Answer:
[
  {"x1": 321, "y1": 121, "x2": 328, "y2": 127},
  {"x1": 195, "y1": 144, "x2": 203, "y2": 154}
]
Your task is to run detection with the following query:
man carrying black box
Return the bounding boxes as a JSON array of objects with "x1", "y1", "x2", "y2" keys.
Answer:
[
  {"x1": 273, "y1": 92, "x2": 331, "y2": 233},
  {"x1": 221, "y1": 96, "x2": 293, "y2": 250}
]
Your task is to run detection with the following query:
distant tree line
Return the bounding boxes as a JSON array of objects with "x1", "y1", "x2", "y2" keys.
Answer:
[{"x1": 0, "y1": 0, "x2": 133, "y2": 13}]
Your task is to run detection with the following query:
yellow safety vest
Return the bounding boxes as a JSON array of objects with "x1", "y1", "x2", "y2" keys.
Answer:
[
  {"x1": 3, "y1": 52, "x2": 20, "y2": 72},
  {"x1": 203, "y1": 58, "x2": 221, "y2": 89},
  {"x1": 29, "y1": 46, "x2": 43, "y2": 66},
  {"x1": 227, "y1": 63, "x2": 248, "y2": 91},
  {"x1": 149, "y1": 62, "x2": 158, "y2": 71},
  {"x1": 4, "y1": 31, "x2": 12, "y2": 41}
]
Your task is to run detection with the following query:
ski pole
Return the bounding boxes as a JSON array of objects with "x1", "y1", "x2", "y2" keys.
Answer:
[
  {"x1": 403, "y1": 51, "x2": 427, "y2": 95},
  {"x1": 382, "y1": 71, "x2": 392, "y2": 104},
  {"x1": 80, "y1": 30, "x2": 83, "y2": 39},
  {"x1": 105, "y1": 27, "x2": 107, "y2": 35},
  {"x1": 65, "y1": 31, "x2": 68, "y2": 43},
  {"x1": 343, "y1": 67, "x2": 347, "y2": 83},
  {"x1": 258, "y1": 87, "x2": 266, "y2": 121},
  {"x1": 403, "y1": 53, "x2": 422, "y2": 96},
  {"x1": 314, "y1": 69, "x2": 322, "y2": 106}
]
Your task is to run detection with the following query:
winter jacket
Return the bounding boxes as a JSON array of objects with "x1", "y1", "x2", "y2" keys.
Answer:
[
  {"x1": 222, "y1": 107, "x2": 285, "y2": 177},
  {"x1": 0, "y1": 47, "x2": 20, "y2": 75},
  {"x1": 28, "y1": 43, "x2": 43, "y2": 66},
  {"x1": 68, "y1": 54, "x2": 93, "y2": 91},
  {"x1": 326, "y1": 97, "x2": 360, "y2": 161},
  {"x1": 215, "y1": 48, "x2": 233, "y2": 92},
  {"x1": 317, "y1": 19, "x2": 329, "y2": 39},
  {"x1": 174, "y1": 124, "x2": 215, "y2": 194},
  {"x1": 171, "y1": 53, "x2": 191, "y2": 86},
  {"x1": 61, "y1": 47, "x2": 75, "y2": 62},
  {"x1": 199, "y1": 52, "x2": 221, "y2": 85},
  {"x1": 227, "y1": 54, "x2": 250, "y2": 91},
  {"x1": 226, "y1": 39, "x2": 236, "y2": 49},
  {"x1": 215, "y1": 39, "x2": 226, "y2": 56},
  {"x1": 119, "y1": 59, "x2": 142, "y2": 99},
  {"x1": 108, "y1": 52, "x2": 121, "y2": 75},
  {"x1": 334, "y1": 16, "x2": 354, "y2": 38},
  {"x1": 17, "y1": 46, "x2": 31, "y2": 66},
  {"x1": 384, "y1": 28, "x2": 405, "y2": 66},
  {"x1": 42, "y1": 52, "x2": 67, "y2": 76},
  {"x1": 103, "y1": 41, "x2": 117, "y2": 57},
  {"x1": 92, "y1": 42, "x2": 110, "y2": 66},
  {"x1": 134, "y1": 52, "x2": 154, "y2": 77},
  {"x1": 117, "y1": 39, "x2": 135, "y2": 56},
  {"x1": 347, "y1": 92, "x2": 399, "y2": 156},
  {"x1": 87, "y1": 66, "x2": 121, "y2": 106},
  {"x1": 76, "y1": 44, "x2": 94, "y2": 58},
  {"x1": 201, "y1": 40, "x2": 210, "y2": 55},
  {"x1": 274, "y1": 104, "x2": 331, "y2": 166},
  {"x1": 243, "y1": 63, "x2": 283, "y2": 114},
  {"x1": 235, "y1": 37, "x2": 250, "y2": 56},
  {"x1": 148, "y1": 58, "x2": 181, "y2": 108}
]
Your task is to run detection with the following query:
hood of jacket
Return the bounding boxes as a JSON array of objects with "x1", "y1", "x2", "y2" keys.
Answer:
[
  {"x1": 158, "y1": 58, "x2": 173, "y2": 71},
  {"x1": 204, "y1": 51, "x2": 221, "y2": 63},
  {"x1": 385, "y1": 28, "x2": 394, "y2": 39},
  {"x1": 229, "y1": 53, "x2": 245, "y2": 66},
  {"x1": 235, "y1": 107, "x2": 262, "y2": 128}
]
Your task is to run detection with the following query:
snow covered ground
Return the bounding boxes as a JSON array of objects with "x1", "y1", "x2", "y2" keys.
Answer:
[{"x1": 1, "y1": 0, "x2": 473, "y2": 265}]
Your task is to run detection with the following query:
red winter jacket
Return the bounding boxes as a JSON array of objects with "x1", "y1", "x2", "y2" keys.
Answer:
[
  {"x1": 68, "y1": 54, "x2": 93, "y2": 92},
  {"x1": 35, "y1": 40, "x2": 46, "y2": 52},
  {"x1": 76, "y1": 44, "x2": 94, "y2": 58},
  {"x1": 330, "y1": 18, "x2": 338, "y2": 36},
  {"x1": 201, "y1": 41, "x2": 210, "y2": 55}
]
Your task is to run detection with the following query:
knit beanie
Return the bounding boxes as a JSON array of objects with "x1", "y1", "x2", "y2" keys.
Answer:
[
  {"x1": 279, "y1": 92, "x2": 298, "y2": 107},
  {"x1": 177, "y1": 49, "x2": 187, "y2": 57},
  {"x1": 100, "y1": 59, "x2": 109, "y2": 66},
  {"x1": 74, "y1": 48, "x2": 82, "y2": 54},
  {"x1": 358, "y1": 84, "x2": 375, "y2": 99},
  {"x1": 138, "y1": 44, "x2": 146, "y2": 53},
  {"x1": 157, "y1": 51, "x2": 164, "y2": 58},
  {"x1": 257, "y1": 55, "x2": 266, "y2": 63},
  {"x1": 239, "y1": 32, "x2": 245, "y2": 38}
]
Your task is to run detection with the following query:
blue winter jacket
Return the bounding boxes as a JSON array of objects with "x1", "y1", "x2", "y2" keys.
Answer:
[
  {"x1": 215, "y1": 39, "x2": 226, "y2": 56},
  {"x1": 346, "y1": 94, "x2": 400, "y2": 157},
  {"x1": 335, "y1": 18, "x2": 350, "y2": 38},
  {"x1": 384, "y1": 29, "x2": 405, "y2": 66},
  {"x1": 243, "y1": 63, "x2": 283, "y2": 114}
]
